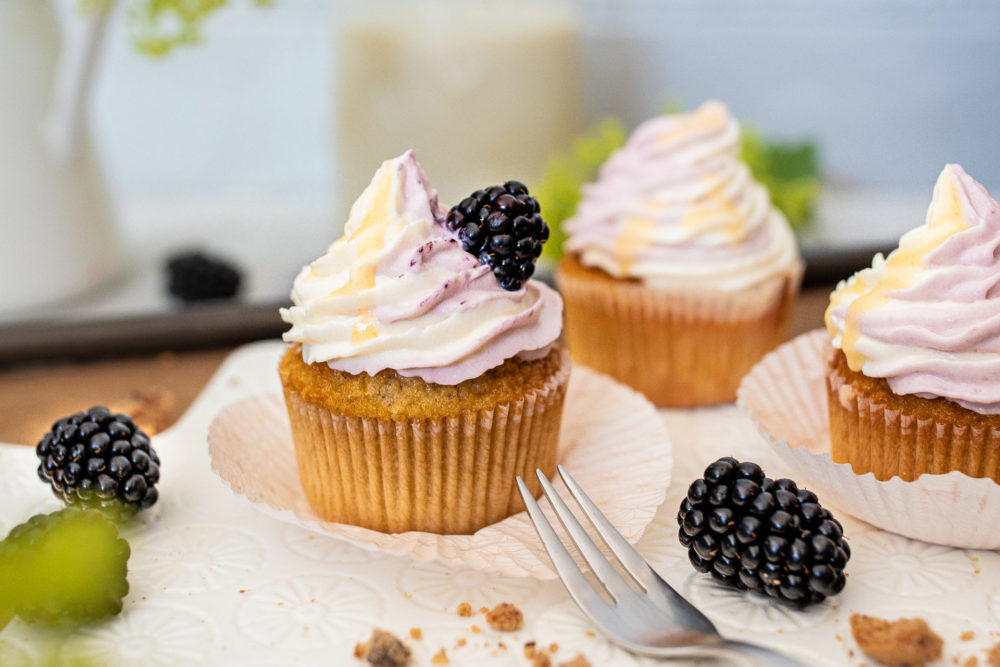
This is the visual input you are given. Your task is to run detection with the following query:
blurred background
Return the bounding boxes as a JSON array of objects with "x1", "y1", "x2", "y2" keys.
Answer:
[{"x1": 2, "y1": 0, "x2": 999, "y2": 358}]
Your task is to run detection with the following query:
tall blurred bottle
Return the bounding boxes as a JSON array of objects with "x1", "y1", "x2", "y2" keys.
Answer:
[
  {"x1": 334, "y1": 0, "x2": 584, "y2": 221},
  {"x1": 0, "y1": 0, "x2": 118, "y2": 315}
]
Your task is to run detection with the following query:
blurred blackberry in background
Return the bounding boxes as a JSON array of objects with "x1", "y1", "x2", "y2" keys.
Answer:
[
  {"x1": 677, "y1": 457, "x2": 850, "y2": 606},
  {"x1": 36, "y1": 406, "x2": 160, "y2": 515},
  {"x1": 166, "y1": 250, "x2": 241, "y2": 301},
  {"x1": 446, "y1": 180, "x2": 549, "y2": 291}
]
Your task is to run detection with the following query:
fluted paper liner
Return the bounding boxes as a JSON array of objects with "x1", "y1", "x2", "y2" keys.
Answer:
[
  {"x1": 208, "y1": 366, "x2": 672, "y2": 578},
  {"x1": 737, "y1": 329, "x2": 1000, "y2": 549},
  {"x1": 282, "y1": 356, "x2": 569, "y2": 535},
  {"x1": 558, "y1": 257, "x2": 802, "y2": 406}
]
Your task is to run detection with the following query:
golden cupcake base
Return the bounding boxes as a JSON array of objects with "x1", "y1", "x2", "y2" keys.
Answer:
[
  {"x1": 826, "y1": 347, "x2": 1000, "y2": 482},
  {"x1": 279, "y1": 345, "x2": 570, "y2": 534},
  {"x1": 557, "y1": 253, "x2": 801, "y2": 406}
]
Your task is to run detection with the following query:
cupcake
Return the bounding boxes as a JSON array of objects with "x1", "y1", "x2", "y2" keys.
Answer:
[
  {"x1": 557, "y1": 101, "x2": 802, "y2": 406},
  {"x1": 279, "y1": 151, "x2": 568, "y2": 534},
  {"x1": 825, "y1": 164, "x2": 1000, "y2": 482}
]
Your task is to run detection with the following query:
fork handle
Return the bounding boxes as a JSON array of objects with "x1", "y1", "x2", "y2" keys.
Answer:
[{"x1": 717, "y1": 639, "x2": 808, "y2": 667}]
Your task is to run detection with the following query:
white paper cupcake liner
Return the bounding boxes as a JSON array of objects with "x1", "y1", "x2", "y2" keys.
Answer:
[
  {"x1": 737, "y1": 329, "x2": 1000, "y2": 549},
  {"x1": 208, "y1": 366, "x2": 672, "y2": 578}
]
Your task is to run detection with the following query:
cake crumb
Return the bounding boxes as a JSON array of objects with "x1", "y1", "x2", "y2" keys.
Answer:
[
  {"x1": 456, "y1": 638, "x2": 466, "y2": 648},
  {"x1": 430, "y1": 648, "x2": 449, "y2": 665},
  {"x1": 525, "y1": 641, "x2": 537, "y2": 658},
  {"x1": 961, "y1": 631, "x2": 976, "y2": 641},
  {"x1": 963, "y1": 657, "x2": 978, "y2": 667},
  {"x1": 549, "y1": 642, "x2": 559, "y2": 653},
  {"x1": 559, "y1": 655, "x2": 591, "y2": 667},
  {"x1": 485, "y1": 602, "x2": 523, "y2": 632},
  {"x1": 850, "y1": 613, "x2": 943, "y2": 666},
  {"x1": 355, "y1": 629, "x2": 411, "y2": 667},
  {"x1": 112, "y1": 389, "x2": 176, "y2": 435},
  {"x1": 456, "y1": 602, "x2": 474, "y2": 617},
  {"x1": 987, "y1": 641, "x2": 1000, "y2": 667},
  {"x1": 532, "y1": 652, "x2": 553, "y2": 667},
  {"x1": 480, "y1": 606, "x2": 489, "y2": 614},
  {"x1": 409, "y1": 628, "x2": 422, "y2": 640},
  {"x1": 470, "y1": 625, "x2": 482, "y2": 634},
  {"x1": 584, "y1": 631, "x2": 596, "y2": 638}
]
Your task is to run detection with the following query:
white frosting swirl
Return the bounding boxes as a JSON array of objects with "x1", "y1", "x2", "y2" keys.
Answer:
[
  {"x1": 564, "y1": 100, "x2": 800, "y2": 290},
  {"x1": 826, "y1": 164, "x2": 1000, "y2": 414},
  {"x1": 280, "y1": 151, "x2": 563, "y2": 385}
]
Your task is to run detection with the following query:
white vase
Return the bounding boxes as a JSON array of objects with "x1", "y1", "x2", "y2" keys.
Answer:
[{"x1": 0, "y1": 0, "x2": 118, "y2": 315}]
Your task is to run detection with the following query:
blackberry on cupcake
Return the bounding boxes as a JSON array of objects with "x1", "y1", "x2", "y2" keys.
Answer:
[{"x1": 446, "y1": 180, "x2": 549, "y2": 291}]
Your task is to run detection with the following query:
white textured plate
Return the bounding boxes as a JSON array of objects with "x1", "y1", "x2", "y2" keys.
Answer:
[
  {"x1": 738, "y1": 329, "x2": 1000, "y2": 549},
  {"x1": 207, "y1": 366, "x2": 673, "y2": 579},
  {"x1": 5, "y1": 341, "x2": 1000, "y2": 666}
]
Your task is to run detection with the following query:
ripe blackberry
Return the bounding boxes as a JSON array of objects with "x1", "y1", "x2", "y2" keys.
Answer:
[
  {"x1": 36, "y1": 406, "x2": 160, "y2": 514},
  {"x1": 1, "y1": 508, "x2": 130, "y2": 627},
  {"x1": 166, "y1": 250, "x2": 241, "y2": 301},
  {"x1": 677, "y1": 457, "x2": 850, "y2": 606},
  {"x1": 445, "y1": 180, "x2": 549, "y2": 291}
]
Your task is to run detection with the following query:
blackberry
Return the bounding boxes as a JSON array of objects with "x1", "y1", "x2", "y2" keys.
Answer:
[
  {"x1": 166, "y1": 250, "x2": 241, "y2": 301},
  {"x1": 445, "y1": 180, "x2": 549, "y2": 291},
  {"x1": 36, "y1": 406, "x2": 160, "y2": 515},
  {"x1": 1, "y1": 508, "x2": 130, "y2": 627},
  {"x1": 677, "y1": 457, "x2": 850, "y2": 606}
]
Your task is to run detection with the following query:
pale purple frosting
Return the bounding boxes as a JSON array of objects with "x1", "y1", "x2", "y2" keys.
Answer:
[
  {"x1": 565, "y1": 101, "x2": 799, "y2": 291},
  {"x1": 281, "y1": 151, "x2": 563, "y2": 385},
  {"x1": 825, "y1": 164, "x2": 1000, "y2": 414}
]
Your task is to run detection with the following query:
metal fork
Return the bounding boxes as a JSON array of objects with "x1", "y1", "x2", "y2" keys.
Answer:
[{"x1": 516, "y1": 465, "x2": 806, "y2": 666}]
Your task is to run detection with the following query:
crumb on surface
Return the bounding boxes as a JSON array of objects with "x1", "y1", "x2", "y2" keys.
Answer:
[
  {"x1": 485, "y1": 602, "x2": 523, "y2": 632},
  {"x1": 549, "y1": 643, "x2": 559, "y2": 653},
  {"x1": 961, "y1": 631, "x2": 976, "y2": 641},
  {"x1": 964, "y1": 656, "x2": 978, "y2": 667},
  {"x1": 112, "y1": 389, "x2": 176, "y2": 435},
  {"x1": 525, "y1": 641, "x2": 537, "y2": 658},
  {"x1": 471, "y1": 625, "x2": 482, "y2": 634},
  {"x1": 456, "y1": 638, "x2": 466, "y2": 648},
  {"x1": 357, "y1": 629, "x2": 411, "y2": 667},
  {"x1": 456, "y1": 602, "x2": 474, "y2": 617},
  {"x1": 480, "y1": 606, "x2": 489, "y2": 614},
  {"x1": 430, "y1": 648, "x2": 449, "y2": 665},
  {"x1": 532, "y1": 651, "x2": 553, "y2": 667},
  {"x1": 584, "y1": 631, "x2": 595, "y2": 638},
  {"x1": 559, "y1": 655, "x2": 591, "y2": 667},
  {"x1": 988, "y1": 641, "x2": 1000, "y2": 667},
  {"x1": 849, "y1": 613, "x2": 943, "y2": 666},
  {"x1": 409, "y1": 628, "x2": 422, "y2": 640}
]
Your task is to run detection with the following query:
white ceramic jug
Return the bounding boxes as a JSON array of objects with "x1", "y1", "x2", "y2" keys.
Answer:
[{"x1": 0, "y1": 0, "x2": 118, "y2": 315}]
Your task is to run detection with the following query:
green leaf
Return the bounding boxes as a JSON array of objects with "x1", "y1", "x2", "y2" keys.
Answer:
[
  {"x1": 535, "y1": 117, "x2": 627, "y2": 261},
  {"x1": 740, "y1": 127, "x2": 821, "y2": 230}
]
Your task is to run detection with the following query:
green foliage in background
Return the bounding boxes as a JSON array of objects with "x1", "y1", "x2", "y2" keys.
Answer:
[
  {"x1": 534, "y1": 112, "x2": 822, "y2": 261},
  {"x1": 740, "y1": 128, "x2": 821, "y2": 231},
  {"x1": 535, "y1": 118, "x2": 627, "y2": 262},
  {"x1": 82, "y1": 0, "x2": 271, "y2": 57}
]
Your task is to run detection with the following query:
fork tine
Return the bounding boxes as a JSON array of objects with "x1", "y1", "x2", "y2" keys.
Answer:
[
  {"x1": 556, "y1": 464, "x2": 715, "y2": 627},
  {"x1": 534, "y1": 469, "x2": 638, "y2": 602},
  {"x1": 515, "y1": 476, "x2": 607, "y2": 612}
]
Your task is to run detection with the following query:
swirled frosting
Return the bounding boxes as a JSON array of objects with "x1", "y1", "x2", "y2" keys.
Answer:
[
  {"x1": 280, "y1": 151, "x2": 562, "y2": 385},
  {"x1": 825, "y1": 164, "x2": 1000, "y2": 414},
  {"x1": 564, "y1": 100, "x2": 800, "y2": 290}
]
